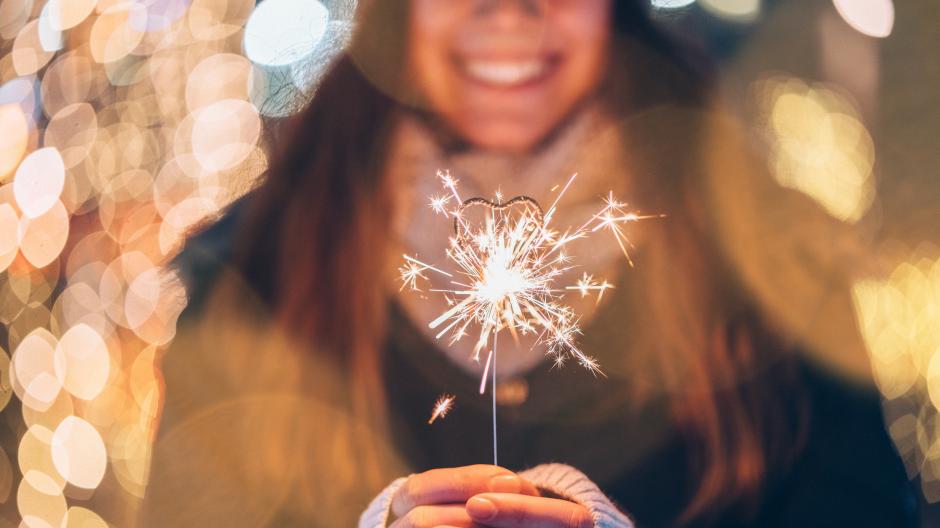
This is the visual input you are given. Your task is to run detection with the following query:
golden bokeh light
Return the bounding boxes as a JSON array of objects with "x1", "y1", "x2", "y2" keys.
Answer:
[
  {"x1": 854, "y1": 247, "x2": 940, "y2": 501},
  {"x1": 124, "y1": 267, "x2": 186, "y2": 345},
  {"x1": 12, "y1": 20, "x2": 57, "y2": 76},
  {"x1": 11, "y1": 328, "x2": 61, "y2": 413},
  {"x1": 62, "y1": 506, "x2": 109, "y2": 528},
  {"x1": 755, "y1": 77, "x2": 875, "y2": 223},
  {"x1": 699, "y1": 0, "x2": 761, "y2": 23},
  {"x1": 22, "y1": 384, "x2": 74, "y2": 432},
  {"x1": 44, "y1": 103, "x2": 98, "y2": 169},
  {"x1": 40, "y1": 53, "x2": 103, "y2": 118},
  {"x1": 191, "y1": 98, "x2": 261, "y2": 172},
  {"x1": 18, "y1": 199, "x2": 69, "y2": 268},
  {"x1": 188, "y1": 0, "x2": 255, "y2": 41},
  {"x1": 0, "y1": 103, "x2": 29, "y2": 179},
  {"x1": 54, "y1": 324, "x2": 111, "y2": 400},
  {"x1": 0, "y1": 0, "x2": 33, "y2": 41},
  {"x1": 17, "y1": 474, "x2": 67, "y2": 528},
  {"x1": 89, "y1": 3, "x2": 146, "y2": 64},
  {"x1": 18, "y1": 425, "x2": 66, "y2": 495},
  {"x1": 185, "y1": 53, "x2": 257, "y2": 112},
  {"x1": 0, "y1": 347, "x2": 12, "y2": 414},
  {"x1": 0, "y1": 203, "x2": 20, "y2": 273}
]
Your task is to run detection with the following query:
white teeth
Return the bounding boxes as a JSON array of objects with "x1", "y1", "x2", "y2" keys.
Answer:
[{"x1": 463, "y1": 60, "x2": 549, "y2": 86}]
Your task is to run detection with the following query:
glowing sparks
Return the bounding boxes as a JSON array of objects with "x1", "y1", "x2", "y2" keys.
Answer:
[
  {"x1": 429, "y1": 195, "x2": 450, "y2": 214},
  {"x1": 400, "y1": 171, "x2": 657, "y2": 382},
  {"x1": 428, "y1": 394, "x2": 455, "y2": 424},
  {"x1": 567, "y1": 273, "x2": 614, "y2": 304},
  {"x1": 398, "y1": 254, "x2": 452, "y2": 292},
  {"x1": 590, "y1": 191, "x2": 666, "y2": 267}
]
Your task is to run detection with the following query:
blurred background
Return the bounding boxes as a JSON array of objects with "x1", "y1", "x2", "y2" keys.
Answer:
[{"x1": 0, "y1": 0, "x2": 938, "y2": 525}]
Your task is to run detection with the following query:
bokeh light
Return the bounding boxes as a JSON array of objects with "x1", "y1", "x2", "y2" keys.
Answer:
[
  {"x1": 243, "y1": 0, "x2": 329, "y2": 67},
  {"x1": 13, "y1": 147, "x2": 65, "y2": 219},
  {"x1": 51, "y1": 416, "x2": 108, "y2": 490},
  {"x1": 12, "y1": 20, "x2": 57, "y2": 76},
  {"x1": 54, "y1": 324, "x2": 111, "y2": 400},
  {"x1": 44, "y1": 0, "x2": 98, "y2": 32},
  {"x1": 11, "y1": 328, "x2": 61, "y2": 413},
  {"x1": 0, "y1": 104, "x2": 30, "y2": 179},
  {"x1": 650, "y1": 0, "x2": 697, "y2": 9},
  {"x1": 833, "y1": 0, "x2": 895, "y2": 39},
  {"x1": 854, "y1": 246, "x2": 940, "y2": 502},
  {"x1": 63, "y1": 506, "x2": 109, "y2": 528},
  {"x1": 754, "y1": 77, "x2": 875, "y2": 224},
  {"x1": 699, "y1": 0, "x2": 761, "y2": 22}
]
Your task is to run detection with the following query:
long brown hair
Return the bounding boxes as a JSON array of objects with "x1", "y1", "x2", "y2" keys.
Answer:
[{"x1": 232, "y1": 1, "x2": 806, "y2": 523}]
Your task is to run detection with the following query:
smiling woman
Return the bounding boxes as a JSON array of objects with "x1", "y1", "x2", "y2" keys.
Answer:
[
  {"x1": 407, "y1": 0, "x2": 611, "y2": 152},
  {"x1": 142, "y1": 1, "x2": 918, "y2": 527}
]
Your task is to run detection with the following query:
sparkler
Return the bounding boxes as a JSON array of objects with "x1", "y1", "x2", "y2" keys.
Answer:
[{"x1": 401, "y1": 170, "x2": 657, "y2": 462}]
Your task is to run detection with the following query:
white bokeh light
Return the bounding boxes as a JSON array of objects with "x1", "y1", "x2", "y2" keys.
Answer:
[
  {"x1": 51, "y1": 416, "x2": 107, "y2": 490},
  {"x1": 244, "y1": 0, "x2": 330, "y2": 67},
  {"x1": 651, "y1": 0, "x2": 697, "y2": 9},
  {"x1": 13, "y1": 147, "x2": 65, "y2": 219},
  {"x1": 832, "y1": 0, "x2": 894, "y2": 38}
]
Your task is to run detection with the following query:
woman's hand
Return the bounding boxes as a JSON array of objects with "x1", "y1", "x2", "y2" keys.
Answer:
[{"x1": 389, "y1": 464, "x2": 593, "y2": 528}]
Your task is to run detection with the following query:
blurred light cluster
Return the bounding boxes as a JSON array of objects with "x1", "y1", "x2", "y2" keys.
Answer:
[
  {"x1": 853, "y1": 246, "x2": 940, "y2": 501},
  {"x1": 0, "y1": 0, "x2": 355, "y2": 525},
  {"x1": 651, "y1": 0, "x2": 894, "y2": 37},
  {"x1": 753, "y1": 76, "x2": 875, "y2": 224}
]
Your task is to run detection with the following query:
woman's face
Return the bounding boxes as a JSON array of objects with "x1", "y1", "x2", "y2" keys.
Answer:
[{"x1": 408, "y1": 0, "x2": 613, "y2": 153}]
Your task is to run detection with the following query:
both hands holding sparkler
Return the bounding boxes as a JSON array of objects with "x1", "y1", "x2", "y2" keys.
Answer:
[{"x1": 389, "y1": 465, "x2": 592, "y2": 528}]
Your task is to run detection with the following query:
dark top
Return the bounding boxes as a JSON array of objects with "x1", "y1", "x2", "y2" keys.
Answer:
[{"x1": 169, "y1": 196, "x2": 919, "y2": 527}]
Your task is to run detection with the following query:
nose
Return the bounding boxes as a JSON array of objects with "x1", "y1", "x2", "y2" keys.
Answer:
[{"x1": 472, "y1": 0, "x2": 544, "y2": 28}]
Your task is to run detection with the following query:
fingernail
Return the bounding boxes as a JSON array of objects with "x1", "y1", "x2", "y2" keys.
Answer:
[
  {"x1": 467, "y1": 497, "x2": 498, "y2": 521},
  {"x1": 488, "y1": 474, "x2": 521, "y2": 493}
]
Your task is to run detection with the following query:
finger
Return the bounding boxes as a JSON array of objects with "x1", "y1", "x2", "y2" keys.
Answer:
[
  {"x1": 392, "y1": 465, "x2": 539, "y2": 518},
  {"x1": 389, "y1": 505, "x2": 474, "y2": 528},
  {"x1": 465, "y1": 493, "x2": 594, "y2": 528}
]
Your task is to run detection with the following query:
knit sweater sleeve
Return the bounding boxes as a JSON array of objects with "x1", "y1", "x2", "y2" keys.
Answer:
[
  {"x1": 520, "y1": 463, "x2": 634, "y2": 528},
  {"x1": 358, "y1": 464, "x2": 633, "y2": 528}
]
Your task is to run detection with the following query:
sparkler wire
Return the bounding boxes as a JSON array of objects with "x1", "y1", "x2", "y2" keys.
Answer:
[{"x1": 492, "y1": 332, "x2": 498, "y2": 466}]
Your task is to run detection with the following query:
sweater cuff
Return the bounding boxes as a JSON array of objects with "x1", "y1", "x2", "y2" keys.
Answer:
[
  {"x1": 520, "y1": 463, "x2": 634, "y2": 528},
  {"x1": 358, "y1": 476, "x2": 409, "y2": 528}
]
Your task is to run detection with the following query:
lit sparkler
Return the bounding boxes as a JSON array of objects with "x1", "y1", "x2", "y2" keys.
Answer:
[
  {"x1": 428, "y1": 394, "x2": 456, "y2": 424},
  {"x1": 400, "y1": 170, "x2": 656, "y2": 462}
]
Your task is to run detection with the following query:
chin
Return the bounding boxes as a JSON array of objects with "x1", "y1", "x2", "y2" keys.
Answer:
[{"x1": 460, "y1": 122, "x2": 551, "y2": 154}]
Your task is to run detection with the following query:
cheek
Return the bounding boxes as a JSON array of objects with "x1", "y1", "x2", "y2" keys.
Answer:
[
  {"x1": 407, "y1": 2, "x2": 461, "y2": 104},
  {"x1": 559, "y1": 3, "x2": 612, "y2": 80}
]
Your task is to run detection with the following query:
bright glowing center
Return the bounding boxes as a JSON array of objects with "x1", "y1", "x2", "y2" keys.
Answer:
[{"x1": 477, "y1": 247, "x2": 528, "y2": 304}]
